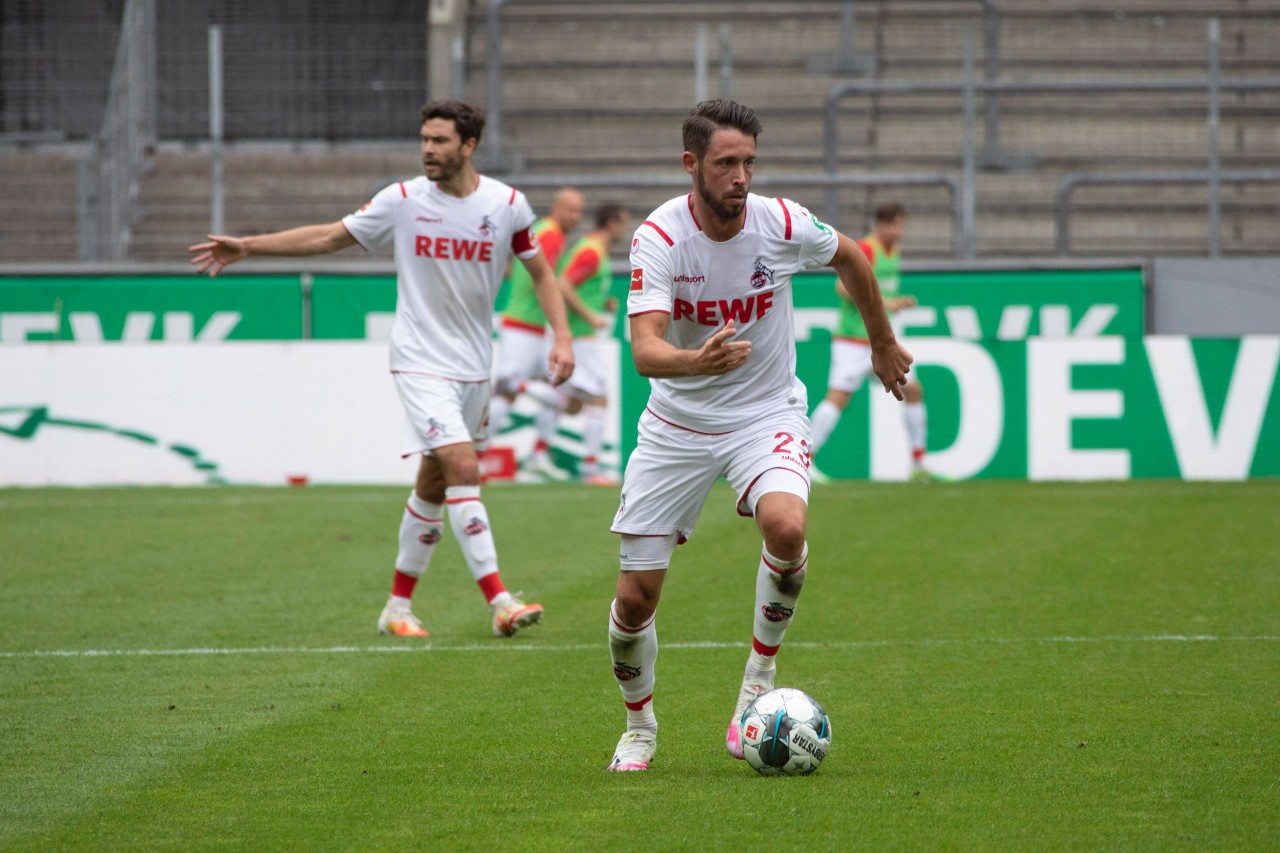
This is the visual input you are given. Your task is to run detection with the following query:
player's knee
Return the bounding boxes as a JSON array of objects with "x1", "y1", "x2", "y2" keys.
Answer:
[
  {"x1": 440, "y1": 456, "x2": 481, "y2": 486},
  {"x1": 760, "y1": 516, "x2": 806, "y2": 560}
]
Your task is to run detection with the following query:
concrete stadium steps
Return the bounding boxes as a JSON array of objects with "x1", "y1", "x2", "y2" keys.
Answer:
[
  {"x1": 0, "y1": 151, "x2": 80, "y2": 262},
  {"x1": 131, "y1": 148, "x2": 420, "y2": 261}
]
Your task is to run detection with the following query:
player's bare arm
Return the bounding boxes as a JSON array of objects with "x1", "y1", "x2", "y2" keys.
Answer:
[
  {"x1": 521, "y1": 249, "x2": 576, "y2": 385},
  {"x1": 835, "y1": 279, "x2": 913, "y2": 313},
  {"x1": 188, "y1": 221, "x2": 356, "y2": 277},
  {"x1": 558, "y1": 271, "x2": 609, "y2": 330},
  {"x1": 828, "y1": 231, "x2": 913, "y2": 399},
  {"x1": 630, "y1": 312, "x2": 751, "y2": 378}
]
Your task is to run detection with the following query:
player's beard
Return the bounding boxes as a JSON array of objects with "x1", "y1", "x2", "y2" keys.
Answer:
[
  {"x1": 695, "y1": 168, "x2": 748, "y2": 222},
  {"x1": 424, "y1": 148, "x2": 465, "y2": 183}
]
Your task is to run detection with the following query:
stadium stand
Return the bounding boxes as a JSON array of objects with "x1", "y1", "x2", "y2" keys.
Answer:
[{"x1": 1, "y1": 1, "x2": 1277, "y2": 261}]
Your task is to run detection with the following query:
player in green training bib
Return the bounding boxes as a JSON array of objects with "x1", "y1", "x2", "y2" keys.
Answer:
[
  {"x1": 552, "y1": 202, "x2": 631, "y2": 484},
  {"x1": 810, "y1": 202, "x2": 937, "y2": 481},
  {"x1": 491, "y1": 187, "x2": 585, "y2": 478}
]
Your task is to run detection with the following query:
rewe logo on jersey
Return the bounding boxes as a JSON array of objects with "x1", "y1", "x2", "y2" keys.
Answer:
[
  {"x1": 415, "y1": 234, "x2": 494, "y2": 262},
  {"x1": 674, "y1": 290, "x2": 775, "y2": 326}
]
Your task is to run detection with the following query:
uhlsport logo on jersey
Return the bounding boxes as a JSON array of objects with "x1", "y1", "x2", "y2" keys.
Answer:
[
  {"x1": 613, "y1": 662, "x2": 642, "y2": 681},
  {"x1": 750, "y1": 257, "x2": 775, "y2": 289},
  {"x1": 463, "y1": 516, "x2": 488, "y2": 536},
  {"x1": 478, "y1": 215, "x2": 495, "y2": 237},
  {"x1": 761, "y1": 601, "x2": 794, "y2": 622},
  {"x1": 630, "y1": 269, "x2": 644, "y2": 292}
]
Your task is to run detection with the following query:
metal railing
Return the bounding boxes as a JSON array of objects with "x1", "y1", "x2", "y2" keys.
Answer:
[
  {"x1": 822, "y1": 19, "x2": 1280, "y2": 260},
  {"x1": 75, "y1": 0, "x2": 156, "y2": 261},
  {"x1": 1054, "y1": 170, "x2": 1280, "y2": 256},
  {"x1": 378, "y1": 169, "x2": 963, "y2": 255}
]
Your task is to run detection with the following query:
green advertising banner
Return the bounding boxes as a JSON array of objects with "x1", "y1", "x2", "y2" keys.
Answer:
[
  {"x1": 310, "y1": 275, "x2": 395, "y2": 339},
  {"x1": 623, "y1": 333, "x2": 1280, "y2": 481},
  {"x1": 0, "y1": 276, "x2": 303, "y2": 342},
  {"x1": 310, "y1": 275, "x2": 516, "y2": 339},
  {"x1": 618, "y1": 266, "x2": 1279, "y2": 481}
]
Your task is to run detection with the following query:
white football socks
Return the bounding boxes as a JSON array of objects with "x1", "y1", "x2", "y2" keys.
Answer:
[
  {"x1": 809, "y1": 400, "x2": 842, "y2": 455},
  {"x1": 444, "y1": 485, "x2": 499, "y2": 582},
  {"x1": 395, "y1": 492, "x2": 444, "y2": 578},
  {"x1": 903, "y1": 401, "x2": 928, "y2": 465},
  {"x1": 609, "y1": 599, "x2": 658, "y2": 731},
  {"x1": 751, "y1": 543, "x2": 808, "y2": 660}
]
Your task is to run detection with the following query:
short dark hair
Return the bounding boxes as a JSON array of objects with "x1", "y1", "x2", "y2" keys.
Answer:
[
  {"x1": 682, "y1": 99, "x2": 763, "y2": 161},
  {"x1": 420, "y1": 99, "x2": 485, "y2": 145},
  {"x1": 875, "y1": 202, "x2": 906, "y2": 223},
  {"x1": 595, "y1": 203, "x2": 629, "y2": 229}
]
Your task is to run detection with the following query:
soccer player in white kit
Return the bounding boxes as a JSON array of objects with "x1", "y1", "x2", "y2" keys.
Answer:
[
  {"x1": 605, "y1": 100, "x2": 914, "y2": 772},
  {"x1": 189, "y1": 100, "x2": 574, "y2": 640}
]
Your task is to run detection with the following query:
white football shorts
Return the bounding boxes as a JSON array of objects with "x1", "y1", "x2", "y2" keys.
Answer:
[
  {"x1": 827, "y1": 338, "x2": 912, "y2": 394},
  {"x1": 493, "y1": 323, "x2": 550, "y2": 392},
  {"x1": 610, "y1": 407, "x2": 812, "y2": 543},
  {"x1": 566, "y1": 336, "x2": 608, "y2": 400},
  {"x1": 393, "y1": 371, "x2": 490, "y2": 457}
]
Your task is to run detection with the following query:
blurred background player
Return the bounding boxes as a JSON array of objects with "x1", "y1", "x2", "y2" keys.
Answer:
[
  {"x1": 605, "y1": 100, "x2": 912, "y2": 772},
  {"x1": 189, "y1": 99, "x2": 573, "y2": 639},
  {"x1": 490, "y1": 186, "x2": 586, "y2": 480},
  {"x1": 554, "y1": 202, "x2": 631, "y2": 485},
  {"x1": 809, "y1": 202, "x2": 936, "y2": 482}
]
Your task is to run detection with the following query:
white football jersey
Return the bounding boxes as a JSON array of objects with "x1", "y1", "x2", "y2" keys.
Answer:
[
  {"x1": 627, "y1": 193, "x2": 839, "y2": 433},
  {"x1": 343, "y1": 175, "x2": 539, "y2": 380}
]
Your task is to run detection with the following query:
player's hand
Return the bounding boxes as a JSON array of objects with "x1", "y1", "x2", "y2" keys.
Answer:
[
  {"x1": 547, "y1": 338, "x2": 576, "y2": 387},
  {"x1": 692, "y1": 320, "x2": 752, "y2": 375},
  {"x1": 188, "y1": 234, "x2": 249, "y2": 277},
  {"x1": 589, "y1": 312, "x2": 611, "y2": 331},
  {"x1": 871, "y1": 338, "x2": 913, "y2": 401}
]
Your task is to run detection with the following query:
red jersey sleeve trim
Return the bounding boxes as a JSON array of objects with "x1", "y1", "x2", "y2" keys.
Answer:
[
  {"x1": 627, "y1": 308, "x2": 671, "y2": 318},
  {"x1": 508, "y1": 187, "x2": 518, "y2": 205},
  {"x1": 398, "y1": 182, "x2": 407, "y2": 198},
  {"x1": 642, "y1": 220, "x2": 674, "y2": 246},
  {"x1": 776, "y1": 197, "x2": 792, "y2": 240}
]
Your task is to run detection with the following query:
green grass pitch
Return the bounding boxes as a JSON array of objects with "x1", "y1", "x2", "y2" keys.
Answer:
[{"x1": 2, "y1": 481, "x2": 1277, "y2": 851}]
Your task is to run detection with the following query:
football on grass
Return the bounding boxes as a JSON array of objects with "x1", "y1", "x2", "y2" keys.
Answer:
[{"x1": 740, "y1": 687, "x2": 831, "y2": 776}]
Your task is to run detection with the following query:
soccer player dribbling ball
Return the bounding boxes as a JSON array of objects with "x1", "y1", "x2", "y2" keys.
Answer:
[
  {"x1": 605, "y1": 99, "x2": 913, "y2": 772},
  {"x1": 188, "y1": 100, "x2": 574, "y2": 640}
]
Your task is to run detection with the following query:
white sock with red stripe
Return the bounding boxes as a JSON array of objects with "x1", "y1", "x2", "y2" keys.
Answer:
[
  {"x1": 580, "y1": 405, "x2": 606, "y2": 475},
  {"x1": 521, "y1": 379, "x2": 562, "y2": 410},
  {"x1": 609, "y1": 599, "x2": 658, "y2": 731},
  {"x1": 391, "y1": 492, "x2": 444, "y2": 601},
  {"x1": 751, "y1": 543, "x2": 808, "y2": 669},
  {"x1": 903, "y1": 402, "x2": 927, "y2": 467},
  {"x1": 489, "y1": 394, "x2": 512, "y2": 435},
  {"x1": 809, "y1": 401, "x2": 841, "y2": 455},
  {"x1": 445, "y1": 485, "x2": 508, "y2": 604},
  {"x1": 534, "y1": 406, "x2": 560, "y2": 457}
]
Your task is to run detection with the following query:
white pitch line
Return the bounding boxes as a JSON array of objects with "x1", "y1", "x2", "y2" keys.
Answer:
[{"x1": 1, "y1": 635, "x2": 1276, "y2": 660}]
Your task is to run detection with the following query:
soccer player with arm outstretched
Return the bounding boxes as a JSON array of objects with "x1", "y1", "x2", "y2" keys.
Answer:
[{"x1": 190, "y1": 99, "x2": 573, "y2": 640}]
